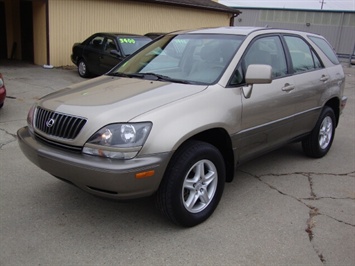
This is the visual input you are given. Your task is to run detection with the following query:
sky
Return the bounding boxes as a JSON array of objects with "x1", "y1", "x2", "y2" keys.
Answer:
[{"x1": 219, "y1": 0, "x2": 355, "y2": 11}]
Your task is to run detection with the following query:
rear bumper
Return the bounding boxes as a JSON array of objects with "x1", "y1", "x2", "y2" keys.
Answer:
[{"x1": 17, "y1": 126, "x2": 171, "y2": 200}]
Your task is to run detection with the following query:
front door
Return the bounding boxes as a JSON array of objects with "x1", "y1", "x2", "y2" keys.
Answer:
[
  {"x1": 99, "y1": 37, "x2": 121, "y2": 74},
  {"x1": 234, "y1": 35, "x2": 296, "y2": 162}
]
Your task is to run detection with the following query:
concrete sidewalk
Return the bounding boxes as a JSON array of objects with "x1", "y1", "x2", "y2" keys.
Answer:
[{"x1": 0, "y1": 59, "x2": 354, "y2": 265}]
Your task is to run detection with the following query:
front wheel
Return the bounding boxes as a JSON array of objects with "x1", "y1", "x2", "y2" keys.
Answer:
[
  {"x1": 302, "y1": 106, "x2": 336, "y2": 158},
  {"x1": 156, "y1": 140, "x2": 225, "y2": 227}
]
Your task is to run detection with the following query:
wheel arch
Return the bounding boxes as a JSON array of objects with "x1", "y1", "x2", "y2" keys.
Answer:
[
  {"x1": 187, "y1": 128, "x2": 235, "y2": 183},
  {"x1": 324, "y1": 97, "x2": 340, "y2": 127},
  {"x1": 75, "y1": 55, "x2": 83, "y2": 66}
]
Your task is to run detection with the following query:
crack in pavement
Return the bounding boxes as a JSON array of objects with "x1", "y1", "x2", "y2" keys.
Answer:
[
  {"x1": 239, "y1": 169, "x2": 355, "y2": 265},
  {"x1": 0, "y1": 128, "x2": 18, "y2": 149},
  {"x1": 8, "y1": 76, "x2": 58, "y2": 92}
]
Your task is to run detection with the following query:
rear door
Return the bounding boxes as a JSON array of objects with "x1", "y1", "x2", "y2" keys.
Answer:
[
  {"x1": 232, "y1": 35, "x2": 296, "y2": 162},
  {"x1": 283, "y1": 35, "x2": 329, "y2": 137}
]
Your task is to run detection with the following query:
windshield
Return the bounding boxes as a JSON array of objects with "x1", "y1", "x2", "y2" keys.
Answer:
[
  {"x1": 110, "y1": 34, "x2": 245, "y2": 85},
  {"x1": 118, "y1": 37, "x2": 152, "y2": 56}
]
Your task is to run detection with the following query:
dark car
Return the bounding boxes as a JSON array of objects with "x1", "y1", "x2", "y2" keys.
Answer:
[
  {"x1": 144, "y1": 32, "x2": 166, "y2": 39},
  {"x1": 71, "y1": 32, "x2": 152, "y2": 78},
  {"x1": 0, "y1": 73, "x2": 6, "y2": 108}
]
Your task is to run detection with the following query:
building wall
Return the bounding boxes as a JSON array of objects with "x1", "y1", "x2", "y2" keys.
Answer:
[
  {"x1": 47, "y1": 0, "x2": 231, "y2": 66},
  {"x1": 234, "y1": 8, "x2": 355, "y2": 56},
  {"x1": 33, "y1": 0, "x2": 46, "y2": 65},
  {"x1": 3, "y1": 0, "x2": 21, "y2": 60}
]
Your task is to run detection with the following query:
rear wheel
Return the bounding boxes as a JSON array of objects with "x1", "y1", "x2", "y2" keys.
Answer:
[
  {"x1": 156, "y1": 140, "x2": 225, "y2": 227},
  {"x1": 302, "y1": 106, "x2": 336, "y2": 158},
  {"x1": 78, "y1": 59, "x2": 90, "y2": 78}
]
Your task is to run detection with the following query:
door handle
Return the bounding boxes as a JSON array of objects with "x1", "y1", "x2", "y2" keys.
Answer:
[
  {"x1": 281, "y1": 83, "x2": 295, "y2": 92},
  {"x1": 320, "y1": 75, "x2": 329, "y2": 82}
]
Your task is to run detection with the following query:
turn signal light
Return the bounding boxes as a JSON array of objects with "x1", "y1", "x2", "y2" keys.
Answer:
[{"x1": 135, "y1": 170, "x2": 155, "y2": 179}]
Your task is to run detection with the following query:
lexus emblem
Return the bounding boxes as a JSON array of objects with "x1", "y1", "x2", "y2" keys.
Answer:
[{"x1": 46, "y1": 118, "x2": 55, "y2": 128}]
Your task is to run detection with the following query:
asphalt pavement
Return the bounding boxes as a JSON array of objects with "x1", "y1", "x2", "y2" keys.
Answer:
[{"x1": 0, "y1": 59, "x2": 354, "y2": 265}]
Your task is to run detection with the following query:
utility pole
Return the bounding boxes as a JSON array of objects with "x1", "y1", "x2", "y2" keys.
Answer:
[{"x1": 320, "y1": 0, "x2": 326, "y2": 9}]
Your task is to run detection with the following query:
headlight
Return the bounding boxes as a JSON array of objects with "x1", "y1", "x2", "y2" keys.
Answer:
[
  {"x1": 83, "y1": 122, "x2": 152, "y2": 159},
  {"x1": 27, "y1": 104, "x2": 37, "y2": 134}
]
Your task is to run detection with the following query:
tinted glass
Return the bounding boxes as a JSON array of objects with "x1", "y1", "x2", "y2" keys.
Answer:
[
  {"x1": 285, "y1": 36, "x2": 320, "y2": 73},
  {"x1": 104, "y1": 38, "x2": 117, "y2": 53},
  {"x1": 308, "y1": 35, "x2": 339, "y2": 65},
  {"x1": 89, "y1": 36, "x2": 104, "y2": 50},
  {"x1": 230, "y1": 35, "x2": 287, "y2": 86},
  {"x1": 244, "y1": 36, "x2": 287, "y2": 78}
]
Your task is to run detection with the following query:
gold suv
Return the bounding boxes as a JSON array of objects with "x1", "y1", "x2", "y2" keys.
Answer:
[{"x1": 18, "y1": 27, "x2": 347, "y2": 227}]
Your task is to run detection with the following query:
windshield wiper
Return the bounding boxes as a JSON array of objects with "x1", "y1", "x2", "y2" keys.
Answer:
[
  {"x1": 109, "y1": 72, "x2": 193, "y2": 84},
  {"x1": 138, "y1": 72, "x2": 192, "y2": 84},
  {"x1": 108, "y1": 72, "x2": 144, "y2": 78}
]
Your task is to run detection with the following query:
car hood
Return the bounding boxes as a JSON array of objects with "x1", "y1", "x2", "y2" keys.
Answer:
[{"x1": 39, "y1": 75, "x2": 207, "y2": 124}]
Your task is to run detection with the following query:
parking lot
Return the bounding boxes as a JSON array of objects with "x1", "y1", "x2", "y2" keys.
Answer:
[{"x1": 0, "y1": 59, "x2": 354, "y2": 265}]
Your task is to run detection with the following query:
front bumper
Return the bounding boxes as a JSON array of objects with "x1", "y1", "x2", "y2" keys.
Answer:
[
  {"x1": 17, "y1": 127, "x2": 171, "y2": 200},
  {"x1": 70, "y1": 54, "x2": 78, "y2": 66}
]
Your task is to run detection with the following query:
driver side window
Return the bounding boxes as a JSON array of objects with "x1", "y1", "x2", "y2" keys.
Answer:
[
  {"x1": 89, "y1": 36, "x2": 104, "y2": 50},
  {"x1": 230, "y1": 36, "x2": 287, "y2": 86},
  {"x1": 104, "y1": 38, "x2": 117, "y2": 53}
]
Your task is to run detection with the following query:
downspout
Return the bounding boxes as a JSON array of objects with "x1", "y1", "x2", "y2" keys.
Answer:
[
  {"x1": 44, "y1": 0, "x2": 53, "y2": 68},
  {"x1": 334, "y1": 12, "x2": 344, "y2": 56},
  {"x1": 230, "y1": 13, "x2": 239, "y2": 26}
]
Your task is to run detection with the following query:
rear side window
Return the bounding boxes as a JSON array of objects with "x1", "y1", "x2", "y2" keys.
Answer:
[
  {"x1": 284, "y1": 36, "x2": 323, "y2": 74},
  {"x1": 308, "y1": 36, "x2": 339, "y2": 65}
]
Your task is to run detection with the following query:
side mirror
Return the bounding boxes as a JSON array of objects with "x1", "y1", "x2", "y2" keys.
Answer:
[
  {"x1": 110, "y1": 49, "x2": 122, "y2": 58},
  {"x1": 243, "y1": 64, "x2": 272, "y2": 99},
  {"x1": 245, "y1": 64, "x2": 272, "y2": 84}
]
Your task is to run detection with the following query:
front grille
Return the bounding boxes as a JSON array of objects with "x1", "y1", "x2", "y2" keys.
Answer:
[
  {"x1": 35, "y1": 107, "x2": 87, "y2": 140},
  {"x1": 35, "y1": 133, "x2": 83, "y2": 152}
]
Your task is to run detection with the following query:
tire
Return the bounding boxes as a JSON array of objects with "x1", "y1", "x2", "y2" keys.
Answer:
[
  {"x1": 77, "y1": 59, "x2": 90, "y2": 78},
  {"x1": 302, "y1": 106, "x2": 336, "y2": 158},
  {"x1": 156, "y1": 140, "x2": 225, "y2": 227}
]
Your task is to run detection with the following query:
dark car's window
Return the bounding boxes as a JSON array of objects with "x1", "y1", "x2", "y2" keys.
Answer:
[
  {"x1": 118, "y1": 37, "x2": 151, "y2": 56},
  {"x1": 284, "y1": 36, "x2": 323, "y2": 74},
  {"x1": 230, "y1": 35, "x2": 287, "y2": 86},
  {"x1": 104, "y1": 38, "x2": 118, "y2": 53},
  {"x1": 88, "y1": 36, "x2": 104, "y2": 50},
  {"x1": 308, "y1": 35, "x2": 340, "y2": 65},
  {"x1": 111, "y1": 34, "x2": 245, "y2": 85}
]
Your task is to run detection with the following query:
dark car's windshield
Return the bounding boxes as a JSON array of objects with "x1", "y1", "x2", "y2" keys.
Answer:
[
  {"x1": 110, "y1": 34, "x2": 245, "y2": 85},
  {"x1": 118, "y1": 36, "x2": 152, "y2": 56}
]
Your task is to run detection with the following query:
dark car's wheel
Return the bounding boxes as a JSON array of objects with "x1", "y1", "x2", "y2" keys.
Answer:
[
  {"x1": 302, "y1": 106, "x2": 336, "y2": 158},
  {"x1": 156, "y1": 140, "x2": 225, "y2": 227},
  {"x1": 78, "y1": 59, "x2": 90, "y2": 78}
]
